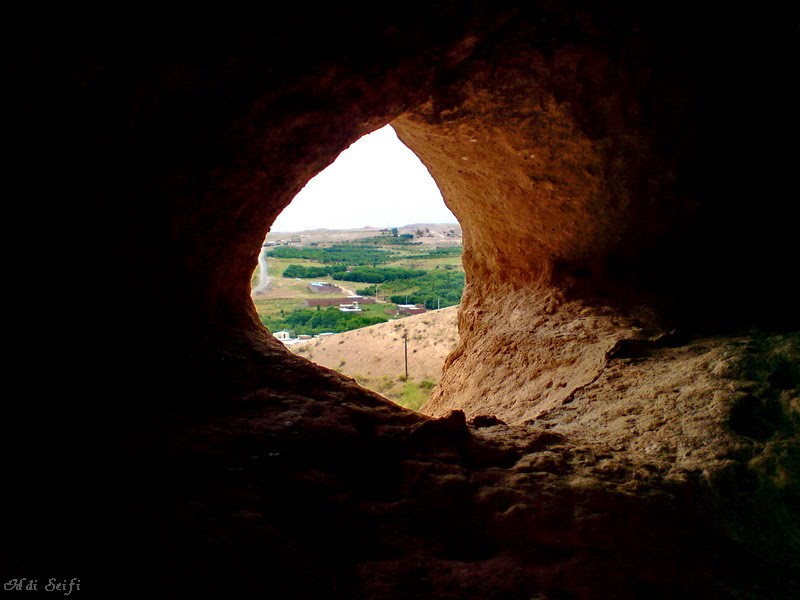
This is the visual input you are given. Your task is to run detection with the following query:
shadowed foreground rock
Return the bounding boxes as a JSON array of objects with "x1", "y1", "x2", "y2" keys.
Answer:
[{"x1": 4, "y1": 4, "x2": 799, "y2": 598}]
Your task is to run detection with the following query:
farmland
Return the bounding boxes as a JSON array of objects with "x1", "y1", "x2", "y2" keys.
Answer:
[
  {"x1": 250, "y1": 224, "x2": 463, "y2": 409},
  {"x1": 251, "y1": 225, "x2": 463, "y2": 333}
]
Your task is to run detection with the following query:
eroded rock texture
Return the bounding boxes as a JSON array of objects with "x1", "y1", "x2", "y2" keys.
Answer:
[{"x1": 4, "y1": 4, "x2": 799, "y2": 598}]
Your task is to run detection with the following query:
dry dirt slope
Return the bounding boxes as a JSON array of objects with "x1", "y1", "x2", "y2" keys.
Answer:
[{"x1": 290, "y1": 306, "x2": 459, "y2": 402}]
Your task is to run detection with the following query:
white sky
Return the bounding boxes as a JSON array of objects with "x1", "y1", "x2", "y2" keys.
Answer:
[{"x1": 271, "y1": 125, "x2": 457, "y2": 232}]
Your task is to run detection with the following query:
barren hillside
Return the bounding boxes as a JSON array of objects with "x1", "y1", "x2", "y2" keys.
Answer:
[{"x1": 290, "y1": 306, "x2": 459, "y2": 407}]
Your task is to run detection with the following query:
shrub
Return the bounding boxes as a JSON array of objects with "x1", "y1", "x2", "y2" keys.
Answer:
[{"x1": 419, "y1": 379, "x2": 436, "y2": 390}]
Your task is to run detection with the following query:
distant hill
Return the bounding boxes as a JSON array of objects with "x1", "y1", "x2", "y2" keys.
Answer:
[{"x1": 268, "y1": 223, "x2": 461, "y2": 240}]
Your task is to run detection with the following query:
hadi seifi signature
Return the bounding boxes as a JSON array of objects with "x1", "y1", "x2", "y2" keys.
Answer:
[{"x1": 4, "y1": 579, "x2": 80, "y2": 595}]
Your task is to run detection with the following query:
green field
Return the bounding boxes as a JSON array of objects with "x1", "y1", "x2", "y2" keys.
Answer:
[{"x1": 252, "y1": 236, "x2": 464, "y2": 333}]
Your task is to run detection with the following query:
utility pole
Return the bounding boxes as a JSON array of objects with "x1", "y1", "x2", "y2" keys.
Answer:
[{"x1": 403, "y1": 330, "x2": 408, "y2": 380}]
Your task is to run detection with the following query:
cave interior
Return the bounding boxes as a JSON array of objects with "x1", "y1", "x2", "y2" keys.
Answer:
[{"x1": 4, "y1": 4, "x2": 799, "y2": 598}]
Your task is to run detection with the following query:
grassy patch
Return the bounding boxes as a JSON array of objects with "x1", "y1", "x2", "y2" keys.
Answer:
[
  {"x1": 379, "y1": 378, "x2": 436, "y2": 411},
  {"x1": 252, "y1": 298, "x2": 306, "y2": 325}
]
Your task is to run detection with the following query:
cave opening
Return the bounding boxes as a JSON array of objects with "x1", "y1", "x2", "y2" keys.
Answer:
[{"x1": 250, "y1": 123, "x2": 464, "y2": 412}]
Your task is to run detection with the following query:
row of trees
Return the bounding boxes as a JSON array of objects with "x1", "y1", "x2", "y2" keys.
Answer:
[
  {"x1": 356, "y1": 233, "x2": 415, "y2": 245},
  {"x1": 282, "y1": 264, "x2": 347, "y2": 278},
  {"x1": 418, "y1": 246, "x2": 462, "y2": 258},
  {"x1": 269, "y1": 242, "x2": 461, "y2": 266},
  {"x1": 267, "y1": 244, "x2": 392, "y2": 265},
  {"x1": 331, "y1": 267, "x2": 426, "y2": 284},
  {"x1": 357, "y1": 270, "x2": 465, "y2": 309},
  {"x1": 261, "y1": 306, "x2": 388, "y2": 336}
]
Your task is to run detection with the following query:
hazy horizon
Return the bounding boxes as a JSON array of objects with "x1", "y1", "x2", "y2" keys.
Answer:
[
  {"x1": 270, "y1": 125, "x2": 457, "y2": 232},
  {"x1": 270, "y1": 221, "x2": 460, "y2": 234}
]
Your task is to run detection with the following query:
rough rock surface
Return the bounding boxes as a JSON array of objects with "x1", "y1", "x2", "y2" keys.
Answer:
[{"x1": 5, "y1": 4, "x2": 799, "y2": 598}]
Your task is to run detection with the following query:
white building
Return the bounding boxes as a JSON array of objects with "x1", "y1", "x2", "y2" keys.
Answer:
[{"x1": 339, "y1": 302, "x2": 362, "y2": 313}]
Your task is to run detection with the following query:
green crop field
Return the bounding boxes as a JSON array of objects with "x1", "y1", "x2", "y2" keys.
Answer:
[{"x1": 251, "y1": 235, "x2": 464, "y2": 334}]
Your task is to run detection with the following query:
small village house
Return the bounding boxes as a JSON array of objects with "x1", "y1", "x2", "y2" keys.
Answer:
[
  {"x1": 338, "y1": 302, "x2": 362, "y2": 313},
  {"x1": 397, "y1": 303, "x2": 427, "y2": 316}
]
